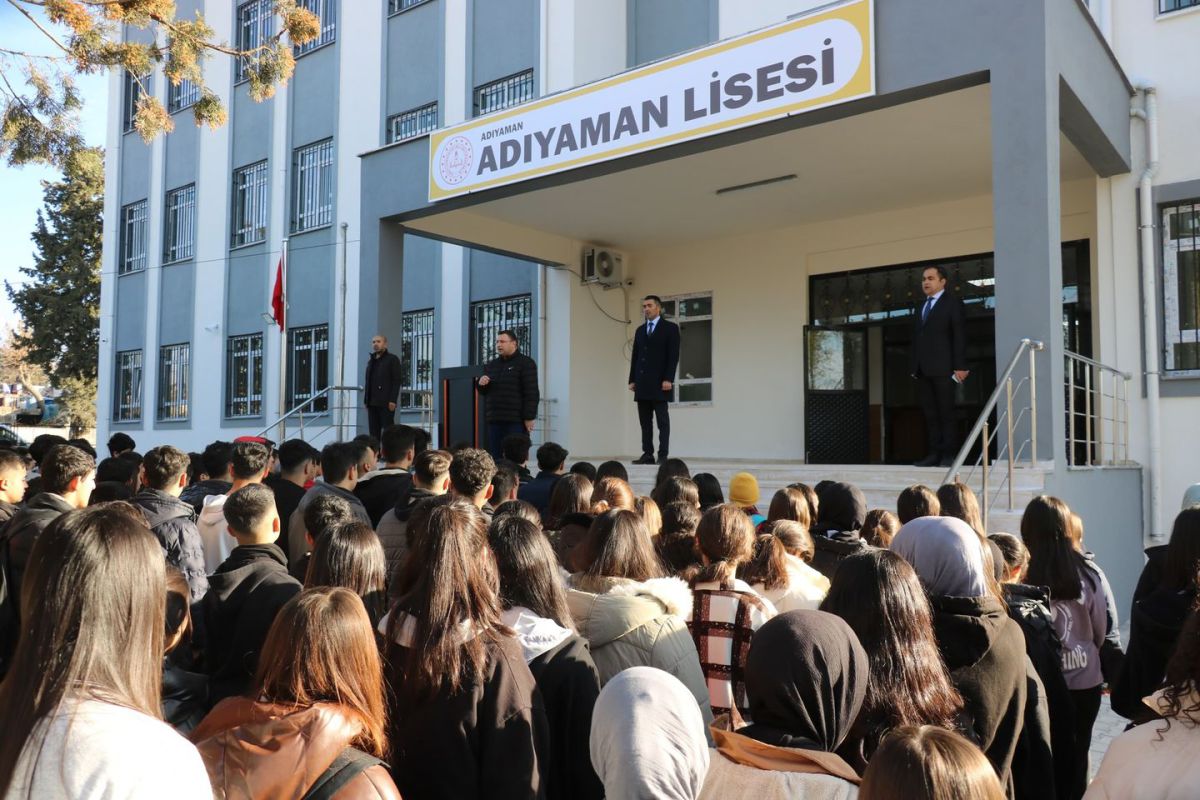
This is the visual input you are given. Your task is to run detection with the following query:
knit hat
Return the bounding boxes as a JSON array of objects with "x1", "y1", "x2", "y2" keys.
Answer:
[{"x1": 729, "y1": 472, "x2": 760, "y2": 506}]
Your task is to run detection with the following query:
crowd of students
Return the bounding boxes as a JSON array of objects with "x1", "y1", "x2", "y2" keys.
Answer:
[{"x1": 0, "y1": 427, "x2": 1198, "y2": 799}]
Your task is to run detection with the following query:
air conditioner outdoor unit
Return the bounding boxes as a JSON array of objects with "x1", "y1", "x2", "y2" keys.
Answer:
[{"x1": 582, "y1": 247, "x2": 626, "y2": 288}]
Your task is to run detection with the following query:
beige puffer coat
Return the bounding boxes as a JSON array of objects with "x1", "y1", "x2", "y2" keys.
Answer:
[{"x1": 566, "y1": 573, "x2": 714, "y2": 726}]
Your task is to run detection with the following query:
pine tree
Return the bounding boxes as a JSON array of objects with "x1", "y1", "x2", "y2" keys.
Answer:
[{"x1": 4, "y1": 145, "x2": 102, "y2": 428}]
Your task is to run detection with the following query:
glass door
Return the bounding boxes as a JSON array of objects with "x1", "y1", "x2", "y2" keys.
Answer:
[{"x1": 804, "y1": 327, "x2": 869, "y2": 464}]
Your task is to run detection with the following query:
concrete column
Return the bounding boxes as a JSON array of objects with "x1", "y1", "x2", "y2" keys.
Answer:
[
  {"x1": 440, "y1": 244, "x2": 467, "y2": 368},
  {"x1": 990, "y1": 64, "x2": 1067, "y2": 466}
]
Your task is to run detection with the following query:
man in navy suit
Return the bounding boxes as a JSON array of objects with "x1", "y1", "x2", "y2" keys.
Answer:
[
  {"x1": 911, "y1": 265, "x2": 970, "y2": 467},
  {"x1": 628, "y1": 295, "x2": 680, "y2": 465}
]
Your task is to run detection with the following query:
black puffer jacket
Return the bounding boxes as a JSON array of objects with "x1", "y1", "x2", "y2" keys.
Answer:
[
  {"x1": 2, "y1": 492, "x2": 74, "y2": 607},
  {"x1": 131, "y1": 488, "x2": 209, "y2": 602},
  {"x1": 476, "y1": 351, "x2": 540, "y2": 424},
  {"x1": 1112, "y1": 585, "x2": 1195, "y2": 722}
]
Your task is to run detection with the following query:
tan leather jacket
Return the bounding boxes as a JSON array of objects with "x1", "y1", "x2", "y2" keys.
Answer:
[{"x1": 191, "y1": 697, "x2": 401, "y2": 799}]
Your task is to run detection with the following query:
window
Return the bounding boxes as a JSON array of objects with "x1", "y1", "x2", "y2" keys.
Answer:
[
  {"x1": 387, "y1": 102, "x2": 438, "y2": 143},
  {"x1": 660, "y1": 293, "x2": 713, "y2": 404},
  {"x1": 231, "y1": 161, "x2": 269, "y2": 247},
  {"x1": 471, "y1": 295, "x2": 532, "y2": 366},
  {"x1": 122, "y1": 71, "x2": 149, "y2": 133},
  {"x1": 1160, "y1": 0, "x2": 1200, "y2": 13},
  {"x1": 226, "y1": 334, "x2": 265, "y2": 417},
  {"x1": 288, "y1": 324, "x2": 329, "y2": 411},
  {"x1": 119, "y1": 200, "x2": 148, "y2": 274},
  {"x1": 236, "y1": 0, "x2": 274, "y2": 83},
  {"x1": 295, "y1": 0, "x2": 336, "y2": 54},
  {"x1": 389, "y1": 0, "x2": 432, "y2": 12},
  {"x1": 114, "y1": 350, "x2": 143, "y2": 422},
  {"x1": 473, "y1": 70, "x2": 535, "y2": 117},
  {"x1": 1164, "y1": 200, "x2": 1200, "y2": 373},
  {"x1": 291, "y1": 139, "x2": 334, "y2": 232},
  {"x1": 400, "y1": 309, "x2": 435, "y2": 408},
  {"x1": 163, "y1": 184, "x2": 196, "y2": 263},
  {"x1": 167, "y1": 78, "x2": 200, "y2": 113},
  {"x1": 157, "y1": 343, "x2": 190, "y2": 420}
]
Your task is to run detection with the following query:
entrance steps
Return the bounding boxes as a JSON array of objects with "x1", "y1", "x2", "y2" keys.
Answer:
[{"x1": 579, "y1": 459, "x2": 1052, "y2": 535}]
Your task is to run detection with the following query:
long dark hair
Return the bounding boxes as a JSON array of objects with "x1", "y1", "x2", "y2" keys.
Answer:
[
  {"x1": 1161, "y1": 507, "x2": 1200, "y2": 592},
  {"x1": 1022, "y1": 495, "x2": 1087, "y2": 601},
  {"x1": 820, "y1": 550, "x2": 963, "y2": 759},
  {"x1": 741, "y1": 520, "x2": 815, "y2": 591},
  {"x1": 652, "y1": 476, "x2": 700, "y2": 509},
  {"x1": 579, "y1": 509, "x2": 663, "y2": 582},
  {"x1": 653, "y1": 457, "x2": 690, "y2": 490},
  {"x1": 693, "y1": 472, "x2": 724, "y2": 510},
  {"x1": 388, "y1": 501, "x2": 503, "y2": 699},
  {"x1": 305, "y1": 521, "x2": 388, "y2": 627},
  {"x1": 688, "y1": 504, "x2": 756, "y2": 585},
  {"x1": 1156, "y1": 601, "x2": 1200, "y2": 731},
  {"x1": 787, "y1": 482, "x2": 819, "y2": 524},
  {"x1": 545, "y1": 473, "x2": 592, "y2": 529},
  {"x1": 257, "y1": 588, "x2": 388, "y2": 757},
  {"x1": 938, "y1": 482, "x2": 985, "y2": 536},
  {"x1": 487, "y1": 515, "x2": 574, "y2": 629},
  {"x1": 0, "y1": 506, "x2": 166, "y2": 794}
]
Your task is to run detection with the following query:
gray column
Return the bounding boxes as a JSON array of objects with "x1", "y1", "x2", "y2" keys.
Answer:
[
  {"x1": 990, "y1": 65, "x2": 1067, "y2": 466},
  {"x1": 357, "y1": 220, "x2": 406, "y2": 431}
]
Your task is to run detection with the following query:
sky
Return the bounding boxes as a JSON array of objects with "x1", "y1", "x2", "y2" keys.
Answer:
[{"x1": 0, "y1": 4, "x2": 109, "y2": 329}]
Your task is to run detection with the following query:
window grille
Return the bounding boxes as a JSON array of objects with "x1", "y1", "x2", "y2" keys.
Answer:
[
  {"x1": 158, "y1": 343, "x2": 190, "y2": 420},
  {"x1": 291, "y1": 139, "x2": 334, "y2": 232},
  {"x1": 236, "y1": 0, "x2": 274, "y2": 83},
  {"x1": 1163, "y1": 200, "x2": 1200, "y2": 373},
  {"x1": 120, "y1": 200, "x2": 148, "y2": 274},
  {"x1": 231, "y1": 161, "x2": 269, "y2": 247},
  {"x1": 295, "y1": 0, "x2": 337, "y2": 54},
  {"x1": 1160, "y1": 0, "x2": 1200, "y2": 13},
  {"x1": 388, "y1": 0, "x2": 432, "y2": 13},
  {"x1": 167, "y1": 79, "x2": 200, "y2": 113},
  {"x1": 288, "y1": 324, "x2": 329, "y2": 411},
  {"x1": 473, "y1": 69, "x2": 535, "y2": 117},
  {"x1": 400, "y1": 309, "x2": 435, "y2": 408},
  {"x1": 163, "y1": 184, "x2": 196, "y2": 263},
  {"x1": 387, "y1": 102, "x2": 438, "y2": 144},
  {"x1": 470, "y1": 295, "x2": 532, "y2": 366},
  {"x1": 115, "y1": 350, "x2": 143, "y2": 422},
  {"x1": 226, "y1": 333, "x2": 265, "y2": 417},
  {"x1": 122, "y1": 71, "x2": 149, "y2": 132},
  {"x1": 660, "y1": 293, "x2": 713, "y2": 404}
]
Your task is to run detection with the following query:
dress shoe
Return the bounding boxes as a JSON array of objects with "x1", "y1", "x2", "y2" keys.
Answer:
[
  {"x1": 939, "y1": 456, "x2": 956, "y2": 468},
  {"x1": 913, "y1": 454, "x2": 940, "y2": 467},
  {"x1": 632, "y1": 454, "x2": 656, "y2": 465}
]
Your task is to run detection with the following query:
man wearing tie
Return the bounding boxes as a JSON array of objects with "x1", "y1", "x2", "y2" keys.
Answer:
[
  {"x1": 628, "y1": 295, "x2": 680, "y2": 465},
  {"x1": 911, "y1": 266, "x2": 970, "y2": 467}
]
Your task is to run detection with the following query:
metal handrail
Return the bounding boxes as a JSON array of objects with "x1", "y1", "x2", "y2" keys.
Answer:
[
  {"x1": 256, "y1": 385, "x2": 362, "y2": 441},
  {"x1": 1065, "y1": 350, "x2": 1132, "y2": 467},
  {"x1": 944, "y1": 338, "x2": 1044, "y2": 484}
]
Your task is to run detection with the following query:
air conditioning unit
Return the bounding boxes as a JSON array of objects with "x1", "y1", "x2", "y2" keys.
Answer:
[{"x1": 582, "y1": 247, "x2": 626, "y2": 288}]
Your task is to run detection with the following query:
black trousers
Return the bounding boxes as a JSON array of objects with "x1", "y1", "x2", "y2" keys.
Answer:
[
  {"x1": 916, "y1": 374, "x2": 957, "y2": 457},
  {"x1": 487, "y1": 420, "x2": 527, "y2": 461},
  {"x1": 1066, "y1": 685, "x2": 1102, "y2": 800},
  {"x1": 637, "y1": 400, "x2": 670, "y2": 458},
  {"x1": 366, "y1": 405, "x2": 395, "y2": 441}
]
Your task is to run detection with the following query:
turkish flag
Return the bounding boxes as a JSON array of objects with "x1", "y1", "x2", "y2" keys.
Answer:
[{"x1": 270, "y1": 257, "x2": 284, "y2": 331}]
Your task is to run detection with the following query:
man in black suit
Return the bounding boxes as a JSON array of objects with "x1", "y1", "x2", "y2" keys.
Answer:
[
  {"x1": 628, "y1": 295, "x2": 681, "y2": 465},
  {"x1": 364, "y1": 334, "x2": 402, "y2": 440},
  {"x1": 911, "y1": 266, "x2": 970, "y2": 467}
]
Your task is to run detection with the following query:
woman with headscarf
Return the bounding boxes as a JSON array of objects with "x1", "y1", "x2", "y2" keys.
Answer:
[
  {"x1": 590, "y1": 667, "x2": 711, "y2": 800},
  {"x1": 810, "y1": 482, "x2": 871, "y2": 579},
  {"x1": 891, "y1": 516, "x2": 1030, "y2": 796},
  {"x1": 699, "y1": 610, "x2": 867, "y2": 799}
]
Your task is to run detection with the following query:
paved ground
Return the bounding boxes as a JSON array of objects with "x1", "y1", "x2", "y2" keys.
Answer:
[{"x1": 1089, "y1": 693, "x2": 1127, "y2": 780}]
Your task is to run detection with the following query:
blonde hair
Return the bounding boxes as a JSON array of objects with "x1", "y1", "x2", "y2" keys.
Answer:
[{"x1": 859, "y1": 725, "x2": 1004, "y2": 800}]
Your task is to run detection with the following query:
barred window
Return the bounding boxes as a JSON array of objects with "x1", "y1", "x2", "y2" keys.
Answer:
[
  {"x1": 1164, "y1": 200, "x2": 1200, "y2": 374},
  {"x1": 295, "y1": 0, "x2": 336, "y2": 54},
  {"x1": 236, "y1": 0, "x2": 274, "y2": 83},
  {"x1": 226, "y1": 333, "x2": 265, "y2": 417},
  {"x1": 660, "y1": 293, "x2": 713, "y2": 404},
  {"x1": 168, "y1": 79, "x2": 200, "y2": 113},
  {"x1": 387, "y1": 102, "x2": 438, "y2": 144},
  {"x1": 400, "y1": 309, "x2": 435, "y2": 408},
  {"x1": 158, "y1": 343, "x2": 190, "y2": 420},
  {"x1": 291, "y1": 139, "x2": 334, "y2": 232},
  {"x1": 119, "y1": 200, "x2": 148, "y2": 274},
  {"x1": 122, "y1": 71, "x2": 149, "y2": 133},
  {"x1": 288, "y1": 324, "x2": 329, "y2": 411},
  {"x1": 231, "y1": 161, "x2": 269, "y2": 247},
  {"x1": 388, "y1": 0, "x2": 432, "y2": 13},
  {"x1": 163, "y1": 184, "x2": 196, "y2": 263},
  {"x1": 114, "y1": 350, "x2": 143, "y2": 422},
  {"x1": 473, "y1": 70, "x2": 535, "y2": 117},
  {"x1": 1160, "y1": 0, "x2": 1200, "y2": 13},
  {"x1": 471, "y1": 295, "x2": 532, "y2": 366}
]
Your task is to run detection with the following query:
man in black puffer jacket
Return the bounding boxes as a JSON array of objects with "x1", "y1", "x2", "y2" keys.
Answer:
[
  {"x1": 130, "y1": 446, "x2": 209, "y2": 602},
  {"x1": 476, "y1": 330, "x2": 539, "y2": 460}
]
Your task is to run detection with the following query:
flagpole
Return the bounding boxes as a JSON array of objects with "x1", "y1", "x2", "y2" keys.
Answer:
[{"x1": 279, "y1": 237, "x2": 289, "y2": 438}]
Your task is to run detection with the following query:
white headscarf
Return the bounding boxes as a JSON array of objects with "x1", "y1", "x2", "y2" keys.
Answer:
[
  {"x1": 589, "y1": 667, "x2": 710, "y2": 800},
  {"x1": 891, "y1": 515, "x2": 990, "y2": 598}
]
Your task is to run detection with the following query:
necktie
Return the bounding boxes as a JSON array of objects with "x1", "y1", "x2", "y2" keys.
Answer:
[
  {"x1": 922, "y1": 298, "x2": 933, "y2": 322},
  {"x1": 648, "y1": 321, "x2": 655, "y2": 335}
]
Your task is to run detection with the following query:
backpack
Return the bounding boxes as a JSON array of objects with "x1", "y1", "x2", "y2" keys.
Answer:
[{"x1": 301, "y1": 747, "x2": 385, "y2": 800}]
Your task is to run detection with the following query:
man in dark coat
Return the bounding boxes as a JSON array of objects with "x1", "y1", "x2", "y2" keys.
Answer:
[
  {"x1": 628, "y1": 295, "x2": 680, "y2": 465},
  {"x1": 910, "y1": 265, "x2": 969, "y2": 467},
  {"x1": 364, "y1": 334, "x2": 402, "y2": 440},
  {"x1": 476, "y1": 330, "x2": 540, "y2": 460},
  {"x1": 130, "y1": 445, "x2": 209, "y2": 603}
]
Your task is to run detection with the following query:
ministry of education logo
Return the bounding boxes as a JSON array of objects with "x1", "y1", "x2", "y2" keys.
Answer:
[{"x1": 438, "y1": 136, "x2": 473, "y2": 186}]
